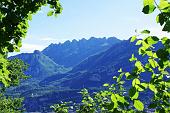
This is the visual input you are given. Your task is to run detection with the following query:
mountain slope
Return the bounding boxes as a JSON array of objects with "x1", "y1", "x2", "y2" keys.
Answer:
[
  {"x1": 10, "y1": 50, "x2": 68, "y2": 79},
  {"x1": 40, "y1": 40, "x2": 143, "y2": 88},
  {"x1": 42, "y1": 37, "x2": 121, "y2": 67},
  {"x1": 71, "y1": 40, "x2": 139, "y2": 72}
]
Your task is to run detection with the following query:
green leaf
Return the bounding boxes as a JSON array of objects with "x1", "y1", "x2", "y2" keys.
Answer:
[
  {"x1": 159, "y1": 0, "x2": 170, "y2": 10},
  {"x1": 111, "y1": 94, "x2": 118, "y2": 108},
  {"x1": 132, "y1": 78, "x2": 140, "y2": 87},
  {"x1": 142, "y1": 0, "x2": 156, "y2": 14},
  {"x1": 129, "y1": 87, "x2": 136, "y2": 98},
  {"x1": 129, "y1": 54, "x2": 137, "y2": 62},
  {"x1": 148, "y1": 58, "x2": 158, "y2": 68},
  {"x1": 161, "y1": 37, "x2": 169, "y2": 44},
  {"x1": 149, "y1": 84, "x2": 157, "y2": 93},
  {"x1": 142, "y1": 5, "x2": 150, "y2": 14},
  {"x1": 135, "y1": 61, "x2": 145, "y2": 72},
  {"x1": 136, "y1": 40, "x2": 142, "y2": 45},
  {"x1": 113, "y1": 76, "x2": 117, "y2": 80},
  {"x1": 117, "y1": 73, "x2": 124, "y2": 83},
  {"x1": 28, "y1": 13, "x2": 32, "y2": 20},
  {"x1": 119, "y1": 81, "x2": 125, "y2": 85},
  {"x1": 1, "y1": 78, "x2": 8, "y2": 87},
  {"x1": 127, "y1": 73, "x2": 137, "y2": 80},
  {"x1": 141, "y1": 83, "x2": 148, "y2": 89},
  {"x1": 101, "y1": 91, "x2": 109, "y2": 97},
  {"x1": 131, "y1": 91, "x2": 139, "y2": 100},
  {"x1": 118, "y1": 68, "x2": 122, "y2": 72},
  {"x1": 156, "y1": 49, "x2": 169, "y2": 60},
  {"x1": 144, "y1": 36, "x2": 159, "y2": 45},
  {"x1": 135, "y1": 61, "x2": 142, "y2": 68},
  {"x1": 115, "y1": 94, "x2": 126, "y2": 103},
  {"x1": 111, "y1": 94, "x2": 117, "y2": 102},
  {"x1": 103, "y1": 83, "x2": 109, "y2": 87},
  {"x1": 134, "y1": 100, "x2": 144, "y2": 111},
  {"x1": 138, "y1": 47, "x2": 146, "y2": 55},
  {"x1": 130, "y1": 36, "x2": 137, "y2": 42},
  {"x1": 153, "y1": 53, "x2": 158, "y2": 58},
  {"x1": 16, "y1": 39, "x2": 22, "y2": 47},
  {"x1": 125, "y1": 72, "x2": 130, "y2": 78},
  {"x1": 163, "y1": 20, "x2": 170, "y2": 32},
  {"x1": 47, "y1": 10, "x2": 54, "y2": 16},
  {"x1": 145, "y1": 50, "x2": 153, "y2": 57},
  {"x1": 142, "y1": 40, "x2": 150, "y2": 49},
  {"x1": 156, "y1": 13, "x2": 166, "y2": 26},
  {"x1": 136, "y1": 85, "x2": 145, "y2": 92},
  {"x1": 141, "y1": 30, "x2": 150, "y2": 34},
  {"x1": 148, "y1": 103, "x2": 157, "y2": 108}
]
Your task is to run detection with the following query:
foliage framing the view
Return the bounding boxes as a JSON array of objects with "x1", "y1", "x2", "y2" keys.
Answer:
[
  {"x1": 52, "y1": 0, "x2": 170, "y2": 113},
  {"x1": 0, "y1": 59, "x2": 28, "y2": 113},
  {"x1": 0, "y1": 0, "x2": 62, "y2": 88}
]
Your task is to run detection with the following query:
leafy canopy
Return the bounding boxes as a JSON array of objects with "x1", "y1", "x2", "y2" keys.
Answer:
[
  {"x1": 0, "y1": 0, "x2": 62, "y2": 112},
  {"x1": 0, "y1": 0, "x2": 62, "y2": 88}
]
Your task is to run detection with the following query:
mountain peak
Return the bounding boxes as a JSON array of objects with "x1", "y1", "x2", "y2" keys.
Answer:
[
  {"x1": 72, "y1": 39, "x2": 78, "y2": 43},
  {"x1": 34, "y1": 50, "x2": 41, "y2": 54}
]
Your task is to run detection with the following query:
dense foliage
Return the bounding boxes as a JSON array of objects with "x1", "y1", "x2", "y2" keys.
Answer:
[
  {"x1": 0, "y1": 0, "x2": 62, "y2": 88},
  {"x1": 0, "y1": 0, "x2": 62, "y2": 112},
  {"x1": 51, "y1": 0, "x2": 170, "y2": 112},
  {"x1": 0, "y1": 96, "x2": 24, "y2": 113},
  {"x1": 0, "y1": 58, "x2": 28, "y2": 113}
]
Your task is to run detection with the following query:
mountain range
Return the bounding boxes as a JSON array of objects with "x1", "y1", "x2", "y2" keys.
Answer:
[
  {"x1": 42, "y1": 37, "x2": 120, "y2": 67},
  {"x1": 8, "y1": 37, "x2": 143, "y2": 112},
  {"x1": 40, "y1": 40, "x2": 141, "y2": 89}
]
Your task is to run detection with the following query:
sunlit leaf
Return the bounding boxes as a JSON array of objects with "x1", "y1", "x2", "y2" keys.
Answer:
[
  {"x1": 129, "y1": 54, "x2": 137, "y2": 62},
  {"x1": 47, "y1": 10, "x2": 54, "y2": 16},
  {"x1": 143, "y1": 0, "x2": 156, "y2": 14},
  {"x1": 159, "y1": 0, "x2": 170, "y2": 10},
  {"x1": 136, "y1": 40, "x2": 143, "y2": 45},
  {"x1": 131, "y1": 91, "x2": 139, "y2": 99},
  {"x1": 103, "y1": 83, "x2": 109, "y2": 87},
  {"x1": 148, "y1": 58, "x2": 158, "y2": 68},
  {"x1": 132, "y1": 78, "x2": 140, "y2": 87},
  {"x1": 130, "y1": 36, "x2": 137, "y2": 42},
  {"x1": 141, "y1": 30, "x2": 150, "y2": 34},
  {"x1": 149, "y1": 84, "x2": 157, "y2": 93},
  {"x1": 115, "y1": 94, "x2": 126, "y2": 103},
  {"x1": 134, "y1": 100, "x2": 144, "y2": 111},
  {"x1": 118, "y1": 68, "x2": 122, "y2": 72},
  {"x1": 111, "y1": 94, "x2": 118, "y2": 108},
  {"x1": 144, "y1": 36, "x2": 159, "y2": 45}
]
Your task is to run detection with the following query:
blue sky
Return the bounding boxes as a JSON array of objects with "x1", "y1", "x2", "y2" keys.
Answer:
[{"x1": 16, "y1": 0, "x2": 169, "y2": 54}]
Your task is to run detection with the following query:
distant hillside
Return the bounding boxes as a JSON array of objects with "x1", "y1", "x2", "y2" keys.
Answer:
[
  {"x1": 42, "y1": 37, "x2": 121, "y2": 67},
  {"x1": 40, "y1": 40, "x2": 143, "y2": 88},
  {"x1": 10, "y1": 50, "x2": 68, "y2": 79}
]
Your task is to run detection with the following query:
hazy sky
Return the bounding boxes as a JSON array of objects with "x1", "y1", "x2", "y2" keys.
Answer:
[{"x1": 16, "y1": 0, "x2": 169, "y2": 54}]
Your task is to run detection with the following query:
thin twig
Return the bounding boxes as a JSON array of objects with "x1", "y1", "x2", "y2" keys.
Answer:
[{"x1": 154, "y1": 0, "x2": 162, "y2": 13}]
